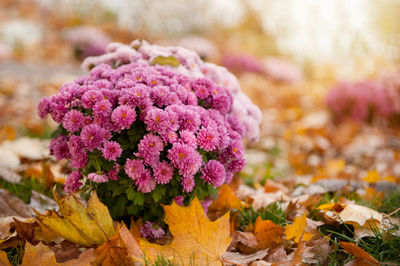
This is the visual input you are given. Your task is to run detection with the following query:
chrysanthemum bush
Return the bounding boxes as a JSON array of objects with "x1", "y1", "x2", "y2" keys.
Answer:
[
  {"x1": 326, "y1": 79, "x2": 397, "y2": 122},
  {"x1": 38, "y1": 40, "x2": 261, "y2": 224}
]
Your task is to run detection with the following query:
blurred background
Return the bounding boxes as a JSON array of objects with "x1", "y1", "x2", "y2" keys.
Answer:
[{"x1": 2, "y1": 0, "x2": 400, "y2": 186}]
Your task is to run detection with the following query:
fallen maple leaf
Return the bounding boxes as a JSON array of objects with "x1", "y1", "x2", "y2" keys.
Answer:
[
  {"x1": 285, "y1": 213, "x2": 313, "y2": 243},
  {"x1": 254, "y1": 217, "x2": 284, "y2": 249},
  {"x1": 139, "y1": 197, "x2": 231, "y2": 265},
  {"x1": 36, "y1": 191, "x2": 115, "y2": 246},
  {"x1": 340, "y1": 242, "x2": 379, "y2": 265}
]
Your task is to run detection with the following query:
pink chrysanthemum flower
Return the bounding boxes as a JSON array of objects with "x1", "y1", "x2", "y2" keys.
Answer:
[
  {"x1": 88, "y1": 172, "x2": 109, "y2": 183},
  {"x1": 137, "y1": 134, "x2": 164, "y2": 166},
  {"x1": 37, "y1": 98, "x2": 50, "y2": 118},
  {"x1": 107, "y1": 163, "x2": 120, "y2": 180},
  {"x1": 180, "y1": 111, "x2": 201, "y2": 132},
  {"x1": 102, "y1": 141, "x2": 122, "y2": 161},
  {"x1": 80, "y1": 124, "x2": 105, "y2": 151},
  {"x1": 144, "y1": 108, "x2": 170, "y2": 134},
  {"x1": 135, "y1": 169, "x2": 156, "y2": 193},
  {"x1": 140, "y1": 221, "x2": 165, "y2": 239},
  {"x1": 49, "y1": 135, "x2": 70, "y2": 160},
  {"x1": 65, "y1": 170, "x2": 83, "y2": 192},
  {"x1": 62, "y1": 110, "x2": 85, "y2": 132},
  {"x1": 153, "y1": 161, "x2": 174, "y2": 184},
  {"x1": 179, "y1": 130, "x2": 197, "y2": 148},
  {"x1": 201, "y1": 160, "x2": 226, "y2": 188},
  {"x1": 81, "y1": 90, "x2": 103, "y2": 108},
  {"x1": 174, "y1": 196, "x2": 184, "y2": 206},
  {"x1": 111, "y1": 105, "x2": 136, "y2": 130},
  {"x1": 191, "y1": 78, "x2": 212, "y2": 99},
  {"x1": 124, "y1": 159, "x2": 145, "y2": 180},
  {"x1": 93, "y1": 99, "x2": 112, "y2": 117},
  {"x1": 181, "y1": 176, "x2": 195, "y2": 193},
  {"x1": 197, "y1": 126, "x2": 219, "y2": 151}
]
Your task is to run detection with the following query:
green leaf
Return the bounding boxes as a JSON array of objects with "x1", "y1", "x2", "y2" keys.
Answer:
[
  {"x1": 150, "y1": 55, "x2": 180, "y2": 67},
  {"x1": 152, "y1": 186, "x2": 167, "y2": 203},
  {"x1": 126, "y1": 188, "x2": 145, "y2": 206}
]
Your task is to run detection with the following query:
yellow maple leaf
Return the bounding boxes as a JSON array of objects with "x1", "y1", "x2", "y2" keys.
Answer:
[
  {"x1": 36, "y1": 191, "x2": 116, "y2": 246},
  {"x1": 285, "y1": 213, "x2": 313, "y2": 243},
  {"x1": 362, "y1": 170, "x2": 380, "y2": 183},
  {"x1": 139, "y1": 197, "x2": 231, "y2": 265}
]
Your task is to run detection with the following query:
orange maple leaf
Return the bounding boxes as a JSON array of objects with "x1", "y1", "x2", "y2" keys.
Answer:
[{"x1": 253, "y1": 216, "x2": 284, "y2": 249}]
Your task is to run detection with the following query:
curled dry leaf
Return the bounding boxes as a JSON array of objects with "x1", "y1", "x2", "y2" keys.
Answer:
[
  {"x1": 340, "y1": 242, "x2": 379, "y2": 265},
  {"x1": 139, "y1": 197, "x2": 231, "y2": 265},
  {"x1": 302, "y1": 236, "x2": 331, "y2": 264},
  {"x1": 338, "y1": 204, "x2": 383, "y2": 228},
  {"x1": 230, "y1": 231, "x2": 259, "y2": 254},
  {"x1": 222, "y1": 249, "x2": 269, "y2": 266},
  {"x1": 36, "y1": 191, "x2": 115, "y2": 246}
]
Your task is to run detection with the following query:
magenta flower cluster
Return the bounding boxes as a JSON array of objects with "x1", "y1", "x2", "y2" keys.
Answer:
[
  {"x1": 39, "y1": 61, "x2": 246, "y2": 196},
  {"x1": 82, "y1": 40, "x2": 262, "y2": 142},
  {"x1": 326, "y1": 80, "x2": 394, "y2": 122}
]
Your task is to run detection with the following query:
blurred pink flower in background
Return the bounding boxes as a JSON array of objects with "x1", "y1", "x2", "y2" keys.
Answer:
[
  {"x1": 64, "y1": 26, "x2": 110, "y2": 60},
  {"x1": 0, "y1": 42, "x2": 11, "y2": 60},
  {"x1": 221, "y1": 53, "x2": 264, "y2": 74},
  {"x1": 263, "y1": 57, "x2": 303, "y2": 83},
  {"x1": 326, "y1": 80, "x2": 394, "y2": 121}
]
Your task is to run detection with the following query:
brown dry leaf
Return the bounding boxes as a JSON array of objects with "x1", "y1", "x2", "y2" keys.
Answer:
[
  {"x1": 266, "y1": 247, "x2": 287, "y2": 263},
  {"x1": 285, "y1": 214, "x2": 313, "y2": 243},
  {"x1": 139, "y1": 197, "x2": 231, "y2": 265},
  {"x1": 340, "y1": 242, "x2": 379, "y2": 265},
  {"x1": 36, "y1": 191, "x2": 115, "y2": 246},
  {"x1": 93, "y1": 227, "x2": 133, "y2": 266},
  {"x1": 0, "y1": 250, "x2": 10, "y2": 266},
  {"x1": 302, "y1": 237, "x2": 331, "y2": 264},
  {"x1": 231, "y1": 231, "x2": 259, "y2": 254},
  {"x1": 208, "y1": 184, "x2": 242, "y2": 213},
  {"x1": 0, "y1": 189, "x2": 33, "y2": 218},
  {"x1": 254, "y1": 217, "x2": 284, "y2": 250},
  {"x1": 277, "y1": 240, "x2": 307, "y2": 266},
  {"x1": 222, "y1": 250, "x2": 269, "y2": 266}
]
